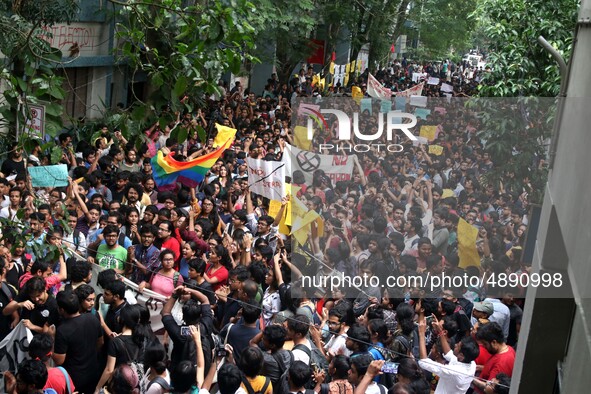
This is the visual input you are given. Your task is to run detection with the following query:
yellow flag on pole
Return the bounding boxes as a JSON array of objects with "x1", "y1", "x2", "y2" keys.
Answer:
[
  {"x1": 457, "y1": 218, "x2": 480, "y2": 268},
  {"x1": 213, "y1": 124, "x2": 237, "y2": 148},
  {"x1": 352, "y1": 86, "x2": 363, "y2": 104}
]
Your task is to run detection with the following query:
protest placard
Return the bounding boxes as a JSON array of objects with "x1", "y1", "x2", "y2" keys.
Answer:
[{"x1": 28, "y1": 164, "x2": 68, "y2": 187}]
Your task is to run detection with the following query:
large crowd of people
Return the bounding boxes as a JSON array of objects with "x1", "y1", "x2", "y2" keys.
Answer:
[{"x1": 0, "y1": 58, "x2": 528, "y2": 394}]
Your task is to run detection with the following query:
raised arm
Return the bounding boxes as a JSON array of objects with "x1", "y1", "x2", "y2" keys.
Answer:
[
  {"x1": 190, "y1": 325, "x2": 205, "y2": 388},
  {"x1": 353, "y1": 156, "x2": 367, "y2": 186}
]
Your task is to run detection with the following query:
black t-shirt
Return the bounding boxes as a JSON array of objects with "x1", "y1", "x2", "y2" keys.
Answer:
[
  {"x1": 108, "y1": 335, "x2": 142, "y2": 366},
  {"x1": 0, "y1": 158, "x2": 26, "y2": 178},
  {"x1": 15, "y1": 292, "x2": 59, "y2": 330},
  {"x1": 105, "y1": 301, "x2": 127, "y2": 335},
  {"x1": 54, "y1": 313, "x2": 102, "y2": 390},
  {"x1": 5, "y1": 262, "x2": 24, "y2": 290},
  {"x1": 163, "y1": 303, "x2": 214, "y2": 370},
  {"x1": 0, "y1": 283, "x2": 17, "y2": 340}
]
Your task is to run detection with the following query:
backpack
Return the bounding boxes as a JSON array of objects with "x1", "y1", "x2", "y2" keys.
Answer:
[
  {"x1": 179, "y1": 323, "x2": 213, "y2": 374},
  {"x1": 117, "y1": 337, "x2": 146, "y2": 391},
  {"x1": 1, "y1": 281, "x2": 16, "y2": 301},
  {"x1": 293, "y1": 343, "x2": 330, "y2": 388},
  {"x1": 146, "y1": 376, "x2": 171, "y2": 393},
  {"x1": 394, "y1": 327, "x2": 420, "y2": 360},
  {"x1": 271, "y1": 350, "x2": 294, "y2": 394},
  {"x1": 241, "y1": 375, "x2": 271, "y2": 394}
]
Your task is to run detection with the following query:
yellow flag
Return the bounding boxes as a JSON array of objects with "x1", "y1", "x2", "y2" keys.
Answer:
[
  {"x1": 350, "y1": 60, "x2": 356, "y2": 72},
  {"x1": 345, "y1": 63, "x2": 351, "y2": 73},
  {"x1": 214, "y1": 124, "x2": 237, "y2": 147},
  {"x1": 419, "y1": 126, "x2": 437, "y2": 141},
  {"x1": 428, "y1": 145, "x2": 444, "y2": 155},
  {"x1": 352, "y1": 86, "x2": 363, "y2": 105},
  {"x1": 292, "y1": 210, "x2": 320, "y2": 245},
  {"x1": 312, "y1": 74, "x2": 320, "y2": 87},
  {"x1": 329, "y1": 62, "x2": 335, "y2": 74},
  {"x1": 269, "y1": 198, "x2": 292, "y2": 235},
  {"x1": 268, "y1": 199, "x2": 282, "y2": 218},
  {"x1": 344, "y1": 73, "x2": 349, "y2": 87},
  {"x1": 293, "y1": 126, "x2": 312, "y2": 150},
  {"x1": 316, "y1": 216, "x2": 324, "y2": 237},
  {"x1": 457, "y1": 218, "x2": 480, "y2": 268},
  {"x1": 319, "y1": 78, "x2": 326, "y2": 90}
]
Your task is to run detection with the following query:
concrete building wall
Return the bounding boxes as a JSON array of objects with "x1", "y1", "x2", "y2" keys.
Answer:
[{"x1": 512, "y1": 1, "x2": 591, "y2": 392}]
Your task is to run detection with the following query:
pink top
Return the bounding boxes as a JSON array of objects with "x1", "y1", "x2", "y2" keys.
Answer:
[{"x1": 150, "y1": 271, "x2": 184, "y2": 297}]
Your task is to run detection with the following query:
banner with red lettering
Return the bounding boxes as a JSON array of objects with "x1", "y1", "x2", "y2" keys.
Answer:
[
  {"x1": 395, "y1": 83, "x2": 425, "y2": 97},
  {"x1": 367, "y1": 73, "x2": 392, "y2": 100},
  {"x1": 284, "y1": 144, "x2": 354, "y2": 184},
  {"x1": 246, "y1": 157, "x2": 286, "y2": 200}
]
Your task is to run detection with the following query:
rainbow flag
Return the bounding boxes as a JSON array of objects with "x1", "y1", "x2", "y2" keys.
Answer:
[{"x1": 151, "y1": 124, "x2": 236, "y2": 188}]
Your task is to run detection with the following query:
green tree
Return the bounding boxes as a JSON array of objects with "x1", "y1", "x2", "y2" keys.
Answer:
[
  {"x1": 471, "y1": 0, "x2": 579, "y2": 204},
  {"x1": 409, "y1": 0, "x2": 477, "y2": 60},
  {"x1": 110, "y1": 0, "x2": 259, "y2": 145},
  {"x1": 475, "y1": 0, "x2": 578, "y2": 97},
  {"x1": 346, "y1": 0, "x2": 411, "y2": 68},
  {"x1": 0, "y1": 0, "x2": 78, "y2": 155},
  {"x1": 248, "y1": 0, "x2": 318, "y2": 84}
]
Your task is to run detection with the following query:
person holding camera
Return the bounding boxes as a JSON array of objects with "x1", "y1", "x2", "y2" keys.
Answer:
[{"x1": 161, "y1": 285, "x2": 214, "y2": 373}]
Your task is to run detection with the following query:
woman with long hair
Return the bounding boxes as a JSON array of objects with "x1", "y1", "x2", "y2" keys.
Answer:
[
  {"x1": 195, "y1": 196, "x2": 222, "y2": 236},
  {"x1": 203, "y1": 244, "x2": 231, "y2": 291},
  {"x1": 95, "y1": 305, "x2": 149, "y2": 392},
  {"x1": 389, "y1": 303, "x2": 416, "y2": 362},
  {"x1": 121, "y1": 206, "x2": 141, "y2": 245},
  {"x1": 179, "y1": 241, "x2": 199, "y2": 280},
  {"x1": 262, "y1": 266, "x2": 281, "y2": 327},
  {"x1": 139, "y1": 249, "x2": 184, "y2": 297}
]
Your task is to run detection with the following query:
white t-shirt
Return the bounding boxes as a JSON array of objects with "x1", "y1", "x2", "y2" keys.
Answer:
[
  {"x1": 324, "y1": 333, "x2": 352, "y2": 357},
  {"x1": 292, "y1": 339, "x2": 312, "y2": 365},
  {"x1": 365, "y1": 382, "x2": 388, "y2": 394},
  {"x1": 418, "y1": 351, "x2": 476, "y2": 394}
]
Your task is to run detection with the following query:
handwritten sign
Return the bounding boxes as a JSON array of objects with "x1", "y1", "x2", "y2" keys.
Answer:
[
  {"x1": 246, "y1": 158, "x2": 286, "y2": 200},
  {"x1": 380, "y1": 100, "x2": 392, "y2": 113},
  {"x1": 28, "y1": 164, "x2": 68, "y2": 187},
  {"x1": 441, "y1": 83, "x2": 454, "y2": 93},
  {"x1": 420, "y1": 126, "x2": 438, "y2": 141},
  {"x1": 395, "y1": 97, "x2": 407, "y2": 111},
  {"x1": 415, "y1": 108, "x2": 431, "y2": 120},
  {"x1": 361, "y1": 98, "x2": 373, "y2": 115},
  {"x1": 427, "y1": 77, "x2": 440, "y2": 85},
  {"x1": 429, "y1": 145, "x2": 444, "y2": 155},
  {"x1": 410, "y1": 95, "x2": 427, "y2": 107}
]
